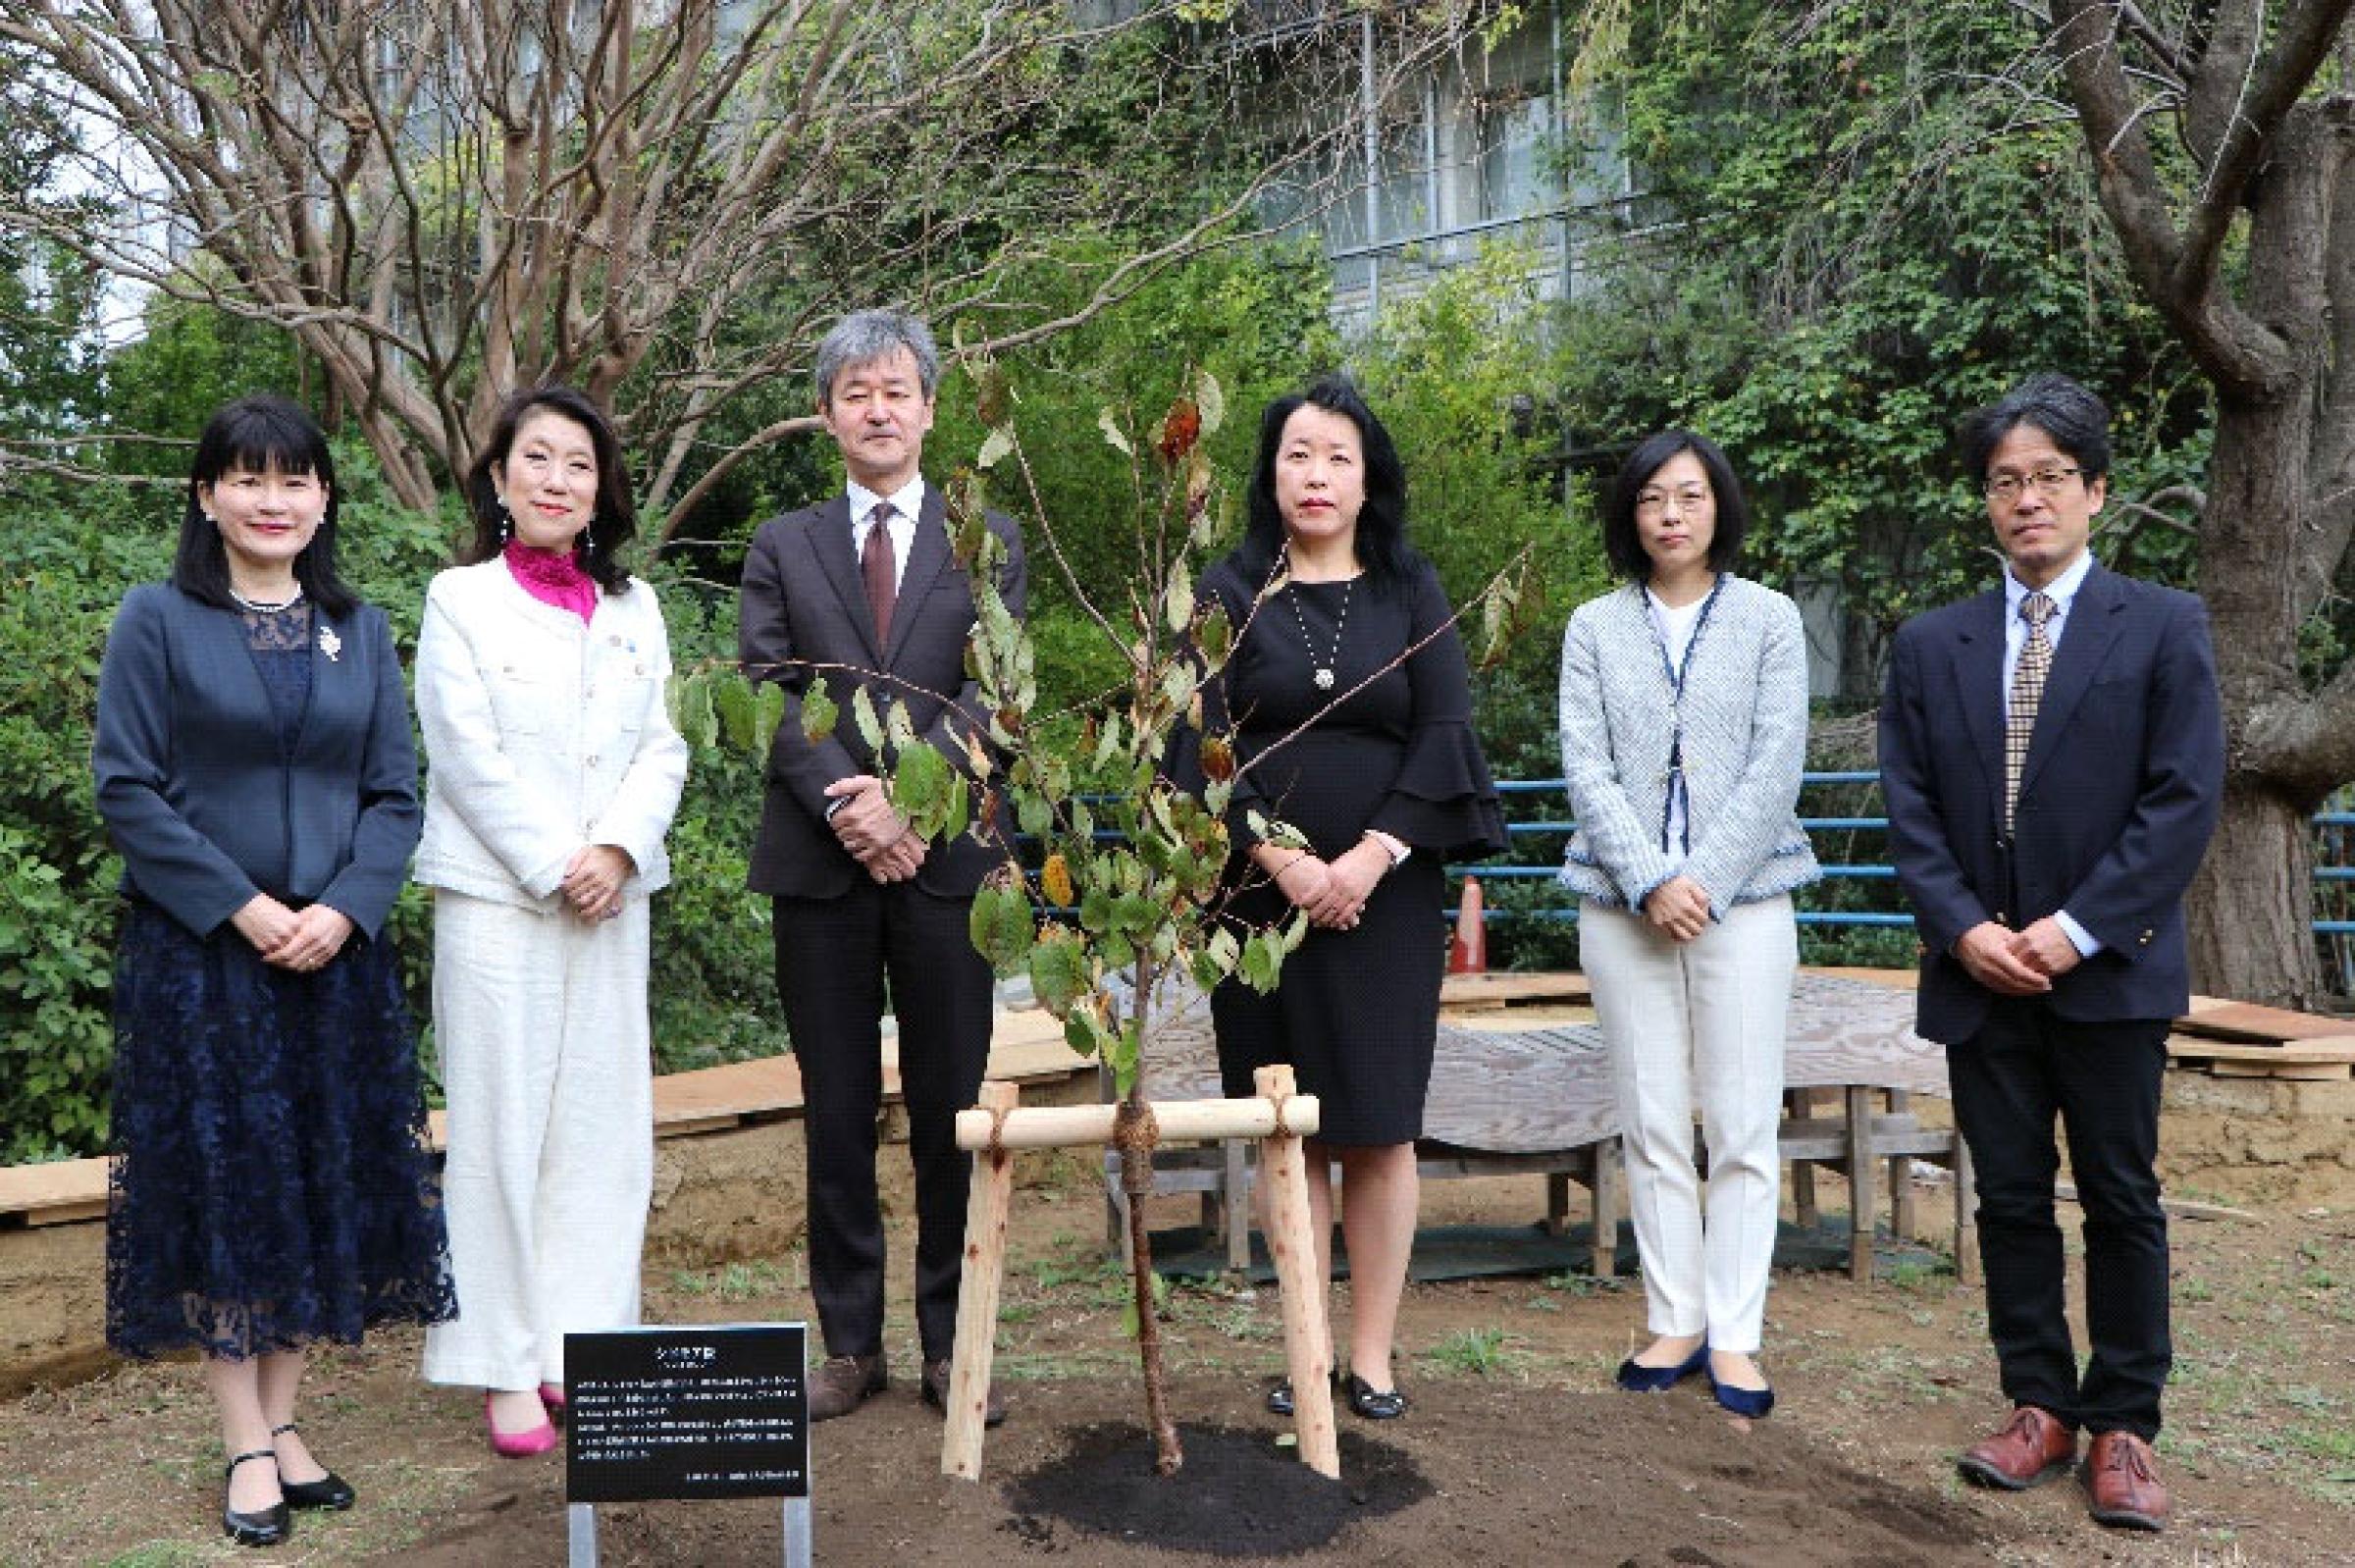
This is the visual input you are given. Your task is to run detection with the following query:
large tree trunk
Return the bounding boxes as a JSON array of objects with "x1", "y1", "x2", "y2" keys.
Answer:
[
  {"x1": 2187, "y1": 778, "x2": 2320, "y2": 1009},
  {"x1": 2193, "y1": 394, "x2": 2325, "y2": 1007}
]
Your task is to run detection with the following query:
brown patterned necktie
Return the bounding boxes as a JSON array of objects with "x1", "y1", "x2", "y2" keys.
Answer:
[
  {"x1": 861, "y1": 501, "x2": 897, "y2": 647},
  {"x1": 2004, "y1": 591, "x2": 2054, "y2": 838}
]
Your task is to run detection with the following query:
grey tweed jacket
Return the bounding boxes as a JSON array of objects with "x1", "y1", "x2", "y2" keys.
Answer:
[{"x1": 1555, "y1": 574, "x2": 1819, "y2": 915}]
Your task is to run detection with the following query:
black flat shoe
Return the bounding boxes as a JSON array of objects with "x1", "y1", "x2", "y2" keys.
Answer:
[
  {"x1": 223, "y1": 1448, "x2": 290, "y2": 1546},
  {"x1": 1342, "y1": 1372, "x2": 1408, "y2": 1420},
  {"x1": 271, "y1": 1423, "x2": 355, "y2": 1510},
  {"x1": 1266, "y1": 1368, "x2": 1339, "y2": 1417}
]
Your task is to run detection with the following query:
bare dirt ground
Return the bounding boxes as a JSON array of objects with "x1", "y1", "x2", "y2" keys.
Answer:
[{"x1": 6, "y1": 1154, "x2": 2353, "y2": 1567}]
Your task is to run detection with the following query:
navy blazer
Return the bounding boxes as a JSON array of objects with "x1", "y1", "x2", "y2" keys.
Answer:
[
  {"x1": 92, "y1": 583, "x2": 422, "y2": 940},
  {"x1": 1877, "y1": 562, "x2": 2224, "y2": 1043}
]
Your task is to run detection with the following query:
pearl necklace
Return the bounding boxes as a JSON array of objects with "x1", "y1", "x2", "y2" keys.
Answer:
[{"x1": 230, "y1": 585, "x2": 305, "y2": 614}]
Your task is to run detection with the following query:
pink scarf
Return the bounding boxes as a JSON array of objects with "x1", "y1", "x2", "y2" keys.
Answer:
[{"x1": 503, "y1": 540, "x2": 599, "y2": 626}]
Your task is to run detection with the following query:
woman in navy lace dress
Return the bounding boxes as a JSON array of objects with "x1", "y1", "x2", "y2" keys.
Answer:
[{"x1": 92, "y1": 396, "x2": 454, "y2": 1547}]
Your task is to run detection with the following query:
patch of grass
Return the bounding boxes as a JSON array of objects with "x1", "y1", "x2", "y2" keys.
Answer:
[
  {"x1": 664, "y1": 1257, "x2": 800, "y2": 1302},
  {"x1": 1425, "y1": 1327, "x2": 1520, "y2": 1377},
  {"x1": 100, "y1": 1545, "x2": 216, "y2": 1568},
  {"x1": 1540, "y1": 1268, "x2": 1618, "y2": 1299}
]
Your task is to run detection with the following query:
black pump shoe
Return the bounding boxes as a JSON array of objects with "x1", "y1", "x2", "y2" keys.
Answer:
[
  {"x1": 223, "y1": 1448, "x2": 291, "y2": 1546},
  {"x1": 1266, "y1": 1368, "x2": 1339, "y2": 1417},
  {"x1": 270, "y1": 1423, "x2": 355, "y2": 1510},
  {"x1": 1342, "y1": 1372, "x2": 1408, "y2": 1420}
]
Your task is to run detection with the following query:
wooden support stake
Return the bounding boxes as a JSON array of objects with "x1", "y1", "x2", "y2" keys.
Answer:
[
  {"x1": 1591, "y1": 1139, "x2": 1621, "y2": 1280},
  {"x1": 1788, "y1": 1089, "x2": 1819, "y2": 1228},
  {"x1": 1952, "y1": 1135, "x2": 1979, "y2": 1286},
  {"x1": 1846, "y1": 1085, "x2": 1876, "y2": 1282},
  {"x1": 1888, "y1": 1091, "x2": 1918, "y2": 1241},
  {"x1": 1255, "y1": 1065, "x2": 1339, "y2": 1481},
  {"x1": 941, "y1": 1081, "x2": 1020, "y2": 1482}
]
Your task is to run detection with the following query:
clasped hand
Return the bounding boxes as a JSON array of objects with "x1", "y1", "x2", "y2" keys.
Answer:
[
  {"x1": 825, "y1": 774, "x2": 927, "y2": 884},
  {"x1": 231, "y1": 893, "x2": 355, "y2": 971},
  {"x1": 1641, "y1": 874, "x2": 1711, "y2": 944},
  {"x1": 1265, "y1": 840, "x2": 1388, "y2": 930},
  {"x1": 1954, "y1": 916, "x2": 2079, "y2": 995},
  {"x1": 559, "y1": 844, "x2": 636, "y2": 923}
]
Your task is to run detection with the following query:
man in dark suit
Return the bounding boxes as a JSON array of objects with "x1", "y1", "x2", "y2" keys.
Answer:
[
  {"x1": 1880, "y1": 373, "x2": 2223, "y2": 1532},
  {"x1": 739, "y1": 310, "x2": 1025, "y2": 1424}
]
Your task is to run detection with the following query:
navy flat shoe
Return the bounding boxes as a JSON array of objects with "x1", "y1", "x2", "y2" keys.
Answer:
[
  {"x1": 1705, "y1": 1353, "x2": 1775, "y2": 1419},
  {"x1": 1614, "y1": 1340, "x2": 1709, "y2": 1392}
]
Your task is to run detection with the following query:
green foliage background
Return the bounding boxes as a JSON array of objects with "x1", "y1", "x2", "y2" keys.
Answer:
[{"x1": 3, "y1": 2, "x2": 2263, "y2": 1160}]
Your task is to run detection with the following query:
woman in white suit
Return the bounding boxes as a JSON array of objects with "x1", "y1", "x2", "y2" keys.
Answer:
[
  {"x1": 1557, "y1": 430, "x2": 1818, "y2": 1418},
  {"x1": 415, "y1": 386, "x2": 689, "y2": 1453}
]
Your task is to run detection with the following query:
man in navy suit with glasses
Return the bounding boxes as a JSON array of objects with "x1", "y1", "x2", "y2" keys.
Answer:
[{"x1": 1880, "y1": 373, "x2": 2223, "y2": 1533}]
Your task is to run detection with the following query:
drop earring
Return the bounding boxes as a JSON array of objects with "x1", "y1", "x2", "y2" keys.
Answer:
[
  {"x1": 583, "y1": 518, "x2": 596, "y2": 555},
  {"x1": 496, "y1": 497, "x2": 512, "y2": 544}
]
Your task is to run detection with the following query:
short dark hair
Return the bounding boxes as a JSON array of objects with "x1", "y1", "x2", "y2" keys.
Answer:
[
  {"x1": 462, "y1": 385, "x2": 638, "y2": 595},
  {"x1": 174, "y1": 395, "x2": 358, "y2": 617},
  {"x1": 1237, "y1": 374, "x2": 1414, "y2": 592},
  {"x1": 1602, "y1": 429, "x2": 1750, "y2": 581},
  {"x1": 1960, "y1": 373, "x2": 2112, "y2": 483}
]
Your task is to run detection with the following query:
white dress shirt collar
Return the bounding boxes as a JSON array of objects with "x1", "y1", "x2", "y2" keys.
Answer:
[
  {"x1": 2004, "y1": 549, "x2": 2095, "y2": 622},
  {"x1": 847, "y1": 475, "x2": 927, "y2": 530}
]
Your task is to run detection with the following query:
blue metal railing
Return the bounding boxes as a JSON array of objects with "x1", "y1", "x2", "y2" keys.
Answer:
[{"x1": 1452, "y1": 773, "x2": 2354, "y2": 936}]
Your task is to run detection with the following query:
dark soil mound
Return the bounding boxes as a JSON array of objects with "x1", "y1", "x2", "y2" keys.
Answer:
[{"x1": 1003, "y1": 1422, "x2": 1433, "y2": 1557}]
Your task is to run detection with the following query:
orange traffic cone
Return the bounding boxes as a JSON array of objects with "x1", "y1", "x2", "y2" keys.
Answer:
[{"x1": 1446, "y1": 876, "x2": 1488, "y2": 974}]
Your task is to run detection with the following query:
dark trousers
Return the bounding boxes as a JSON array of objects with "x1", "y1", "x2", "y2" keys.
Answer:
[
  {"x1": 1947, "y1": 998, "x2": 2171, "y2": 1439},
  {"x1": 771, "y1": 881, "x2": 994, "y2": 1362}
]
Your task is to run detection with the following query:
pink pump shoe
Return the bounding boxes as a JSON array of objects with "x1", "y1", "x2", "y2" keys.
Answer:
[
  {"x1": 485, "y1": 1391, "x2": 558, "y2": 1458},
  {"x1": 538, "y1": 1383, "x2": 567, "y2": 1417}
]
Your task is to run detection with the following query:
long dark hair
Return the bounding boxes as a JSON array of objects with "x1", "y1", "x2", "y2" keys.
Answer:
[
  {"x1": 1601, "y1": 429, "x2": 1751, "y2": 582},
  {"x1": 1236, "y1": 374, "x2": 1414, "y2": 592},
  {"x1": 173, "y1": 395, "x2": 358, "y2": 617},
  {"x1": 460, "y1": 385, "x2": 637, "y2": 595}
]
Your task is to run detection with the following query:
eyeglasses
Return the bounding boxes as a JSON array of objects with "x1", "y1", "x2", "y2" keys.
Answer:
[
  {"x1": 1636, "y1": 485, "x2": 1712, "y2": 516},
  {"x1": 1983, "y1": 466, "x2": 2082, "y2": 502}
]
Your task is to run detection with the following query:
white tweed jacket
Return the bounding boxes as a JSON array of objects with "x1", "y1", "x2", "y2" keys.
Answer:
[
  {"x1": 1555, "y1": 574, "x2": 1819, "y2": 915},
  {"x1": 413, "y1": 559, "x2": 689, "y2": 911}
]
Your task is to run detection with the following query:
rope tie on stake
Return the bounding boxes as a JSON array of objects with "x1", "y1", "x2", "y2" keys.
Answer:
[
  {"x1": 1112, "y1": 1099, "x2": 1162, "y2": 1197},
  {"x1": 1265, "y1": 1091, "x2": 1297, "y2": 1139}
]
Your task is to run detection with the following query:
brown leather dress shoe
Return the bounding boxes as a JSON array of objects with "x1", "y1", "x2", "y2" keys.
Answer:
[
  {"x1": 808, "y1": 1353, "x2": 886, "y2": 1421},
  {"x1": 2082, "y1": 1431, "x2": 2170, "y2": 1532},
  {"x1": 1957, "y1": 1404, "x2": 2076, "y2": 1490},
  {"x1": 921, "y1": 1357, "x2": 1007, "y2": 1428}
]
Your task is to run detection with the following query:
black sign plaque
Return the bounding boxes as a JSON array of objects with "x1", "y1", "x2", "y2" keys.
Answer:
[{"x1": 564, "y1": 1324, "x2": 810, "y2": 1503}]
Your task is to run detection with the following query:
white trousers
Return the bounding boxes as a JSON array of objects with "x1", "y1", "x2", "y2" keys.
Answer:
[
  {"x1": 1582, "y1": 895, "x2": 1797, "y2": 1353},
  {"x1": 422, "y1": 890, "x2": 654, "y2": 1390}
]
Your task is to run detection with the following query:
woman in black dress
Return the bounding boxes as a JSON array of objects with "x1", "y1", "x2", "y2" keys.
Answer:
[
  {"x1": 1195, "y1": 375, "x2": 1505, "y2": 1419},
  {"x1": 92, "y1": 397, "x2": 455, "y2": 1546}
]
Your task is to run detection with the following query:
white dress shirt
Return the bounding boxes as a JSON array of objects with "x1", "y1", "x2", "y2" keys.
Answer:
[
  {"x1": 2001, "y1": 549, "x2": 2100, "y2": 958},
  {"x1": 846, "y1": 475, "x2": 925, "y2": 595}
]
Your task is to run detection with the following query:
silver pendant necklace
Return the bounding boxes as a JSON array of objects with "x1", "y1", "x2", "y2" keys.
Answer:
[{"x1": 1287, "y1": 576, "x2": 1353, "y2": 692}]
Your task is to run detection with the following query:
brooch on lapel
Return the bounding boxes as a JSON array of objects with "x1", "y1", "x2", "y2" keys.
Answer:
[{"x1": 319, "y1": 624, "x2": 343, "y2": 662}]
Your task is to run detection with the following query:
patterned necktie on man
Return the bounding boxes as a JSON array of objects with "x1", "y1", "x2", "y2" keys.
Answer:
[{"x1": 2004, "y1": 590, "x2": 2054, "y2": 837}]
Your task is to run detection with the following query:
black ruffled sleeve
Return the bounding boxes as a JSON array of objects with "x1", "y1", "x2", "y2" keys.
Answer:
[{"x1": 1366, "y1": 559, "x2": 1508, "y2": 861}]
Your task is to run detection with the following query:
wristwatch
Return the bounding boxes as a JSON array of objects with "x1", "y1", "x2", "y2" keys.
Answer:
[{"x1": 1365, "y1": 830, "x2": 1410, "y2": 870}]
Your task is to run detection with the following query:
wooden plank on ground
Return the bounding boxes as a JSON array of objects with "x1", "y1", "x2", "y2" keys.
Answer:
[
  {"x1": 1438, "y1": 971, "x2": 1591, "y2": 1009},
  {"x1": 2166, "y1": 1036, "x2": 2355, "y2": 1065},
  {"x1": 0, "y1": 1155, "x2": 109, "y2": 1227},
  {"x1": 1803, "y1": 967, "x2": 1919, "y2": 990},
  {"x1": 2172, "y1": 1000, "x2": 2355, "y2": 1044}
]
